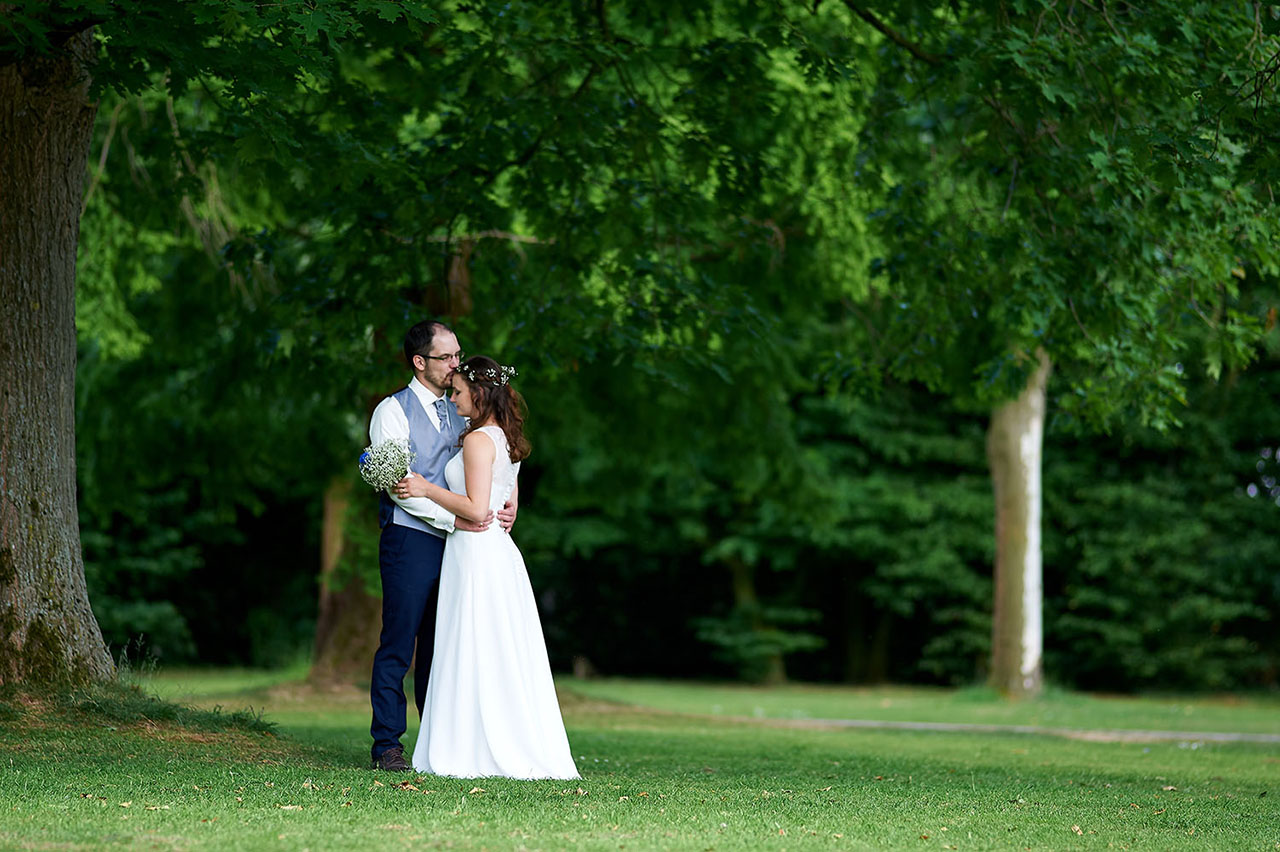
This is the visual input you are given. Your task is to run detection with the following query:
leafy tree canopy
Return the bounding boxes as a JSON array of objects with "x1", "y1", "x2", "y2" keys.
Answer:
[{"x1": 844, "y1": 0, "x2": 1279, "y2": 429}]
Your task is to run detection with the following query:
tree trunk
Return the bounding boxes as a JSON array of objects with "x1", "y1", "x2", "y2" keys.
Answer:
[
  {"x1": 841, "y1": 576, "x2": 865, "y2": 682},
  {"x1": 0, "y1": 29, "x2": 114, "y2": 687},
  {"x1": 865, "y1": 611, "x2": 892, "y2": 683},
  {"x1": 308, "y1": 476, "x2": 382, "y2": 684},
  {"x1": 986, "y1": 348, "x2": 1051, "y2": 698},
  {"x1": 841, "y1": 585, "x2": 891, "y2": 683},
  {"x1": 308, "y1": 252, "x2": 479, "y2": 683},
  {"x1": 728, "y1": 556, "x2": 786, "y2": 685}
]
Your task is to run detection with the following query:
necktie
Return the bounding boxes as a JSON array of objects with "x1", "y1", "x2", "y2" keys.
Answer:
[{"x1": 434, "y1": 397, "x2": 453, "y2": 437}]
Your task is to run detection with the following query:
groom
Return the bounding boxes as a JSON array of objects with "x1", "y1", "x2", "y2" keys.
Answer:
[{"x1": 367, "y1": 319, "x2": 516, "y2": 771}]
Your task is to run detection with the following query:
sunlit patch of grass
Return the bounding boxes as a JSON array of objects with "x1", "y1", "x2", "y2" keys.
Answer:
[
  {"x1": 131, "y1": 661, "x2": 313, "y2": 700},
  {"x1": 561, "y1": 677, "x2": 1280, "y2": 735}
]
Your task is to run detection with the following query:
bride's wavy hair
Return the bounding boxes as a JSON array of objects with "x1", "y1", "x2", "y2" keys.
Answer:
[{"x1": 453, "y1": 355, "x2": 531, "y2": 462}]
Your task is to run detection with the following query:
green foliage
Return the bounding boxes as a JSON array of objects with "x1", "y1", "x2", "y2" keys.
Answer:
[
  {"x1": 693, "y1": 604, "x2": 827, "y2": 682},
  {"x1": 65, "y1": 0, "x2": 889, "y2": 681},
  {"x1": 848, "y1": 0, "x2": 1278, "y2": 426},
  {"x1": 521, "y1": 349, "x2": 1280, "y2": 690},
  {"x1": 45, "y1": 0, "x2": 1280, "y2": 690},
  {"x1": 3, "y1": 1, "x2": 435, "y2": 96},
  {"x1": 1044, "y1": 355, "x2": 1280, "y2": 690},
  {"x1": 90, "y1": 597, "x2": 197, "y2": 664},
  {"x1": 792, "y1": 390, "x2": 995, "y2": 683},
  {"x1": 75, "y1": 265, "x2": 330, "y2": 665}
]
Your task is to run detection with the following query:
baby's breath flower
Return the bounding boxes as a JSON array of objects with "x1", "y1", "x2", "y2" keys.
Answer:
[{"x1": 358, "y1": 438, "x2": 416, "y2": 491}]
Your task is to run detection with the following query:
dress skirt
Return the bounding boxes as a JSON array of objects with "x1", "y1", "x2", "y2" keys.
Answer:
[{"x1": 411, "y1": 525, "x2": 579, "y2": 780}]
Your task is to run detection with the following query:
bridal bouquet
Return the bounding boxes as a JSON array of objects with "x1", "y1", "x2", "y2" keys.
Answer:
[{"x1": 358, "y1": 438, "x2": 416, "y2": 492}]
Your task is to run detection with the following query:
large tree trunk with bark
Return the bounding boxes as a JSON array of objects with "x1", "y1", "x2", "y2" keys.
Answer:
[
  {"x1": 986, "y1": 348, "x2": 1051, "y2": 698},
  {"x1": 0, "y1": 29, "x2": 115, "y2": 687},
  {"x1": 308, "y1": 476, "x2": 382, "y2": 684}
]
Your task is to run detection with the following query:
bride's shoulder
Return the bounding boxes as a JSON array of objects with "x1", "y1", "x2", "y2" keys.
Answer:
[
  {"x1": 461, "y1": 427, "x2": 500, "y2": 457},
  {"x1": 472, "y1": 423, "x2": 507, "y2": 441}
]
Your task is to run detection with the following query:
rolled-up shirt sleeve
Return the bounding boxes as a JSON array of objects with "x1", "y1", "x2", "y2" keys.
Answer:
[{"x1": 368, "y1": 395, "x2": 457, "y2": 534}]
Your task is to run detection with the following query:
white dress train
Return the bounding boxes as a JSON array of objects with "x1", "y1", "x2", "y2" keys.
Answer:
[{"x1": 411, "y1": 425, "x2": 579, "y2": 780}]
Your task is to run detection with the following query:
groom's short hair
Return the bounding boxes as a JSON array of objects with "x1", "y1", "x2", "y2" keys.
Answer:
[{"x1": 404, "y1": 320, "x2": 454, "y2": 364}]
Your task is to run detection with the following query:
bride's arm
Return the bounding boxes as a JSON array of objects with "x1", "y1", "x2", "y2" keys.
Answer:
[{"x1": 396, "y1": 431, "x2": 495, "y2": 523}]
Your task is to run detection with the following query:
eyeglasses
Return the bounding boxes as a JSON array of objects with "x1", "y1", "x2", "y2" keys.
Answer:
[{"x1": 421, "y1": 351, "x2": 465, "y2": 363}]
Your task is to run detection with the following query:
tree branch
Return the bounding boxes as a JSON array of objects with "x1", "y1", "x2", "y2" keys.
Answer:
[
  {"x1": 80, "y1": 99, "x2": 123, "y2": 216},
  {"x1": 1000, "y1": 157, "x2": 1019, "y2": 221},
  {"x1": 1067, "y1": 296, "x2": 1097, "y2": 345},
  {"x1": 445, "y1": 62, "x2": 605, "y2": 191},
  {"x1": 380, "y1": 228, "x2": 554, "y2": 247},
  {"x1": 981, "y1": 92, "x2": 1028, "y2": 141},
  {"x1": 595, "y1": 0, "x2": 609, "y2": 40},
  {"x1": 839, "y1": 1, "x2": 942, "y2": 66}
]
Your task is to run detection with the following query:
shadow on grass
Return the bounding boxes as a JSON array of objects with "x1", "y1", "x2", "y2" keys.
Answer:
[
  {"x1": 72, "y1": 678, "x2": 277, "y2": 734},
  {"x1": 0, "y1": 677, "x2": 277, "y2": 737}
]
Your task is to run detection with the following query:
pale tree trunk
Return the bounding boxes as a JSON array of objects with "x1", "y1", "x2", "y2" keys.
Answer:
[
  {"x1": 0, "y1": 29, "x2": 115, "y2": 687},
  {"x1": 308, "y1": 477, "x2": 382, "y2": 684},
  {"x1": 986, "y1": 348, "x2": 1051, "y2": 698}
]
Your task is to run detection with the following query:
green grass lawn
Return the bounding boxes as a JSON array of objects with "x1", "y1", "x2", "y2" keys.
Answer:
[
  {"x1": 561, "y1": 678, "x2": 1280, "y2": 736},
  {"x1": 1, "y1": 671, "x2": 1276, "y2": 850}
]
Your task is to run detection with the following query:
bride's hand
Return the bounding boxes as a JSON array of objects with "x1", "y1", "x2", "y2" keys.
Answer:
[
  {"x1": 454, "y1": 511, "x2": 495, "y2": 533},
  {"x1": 395, "y1": 472, "x2": 431, "y2": 499}
]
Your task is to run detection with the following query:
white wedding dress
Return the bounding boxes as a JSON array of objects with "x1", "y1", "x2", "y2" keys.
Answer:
[{"x1": 411, "y1": 425, "x2": 579, "y2": 779}]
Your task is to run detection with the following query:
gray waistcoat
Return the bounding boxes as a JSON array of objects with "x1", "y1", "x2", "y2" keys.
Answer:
[{"x1": 377, "y1": 386, "x2": 466, "y2": 538}]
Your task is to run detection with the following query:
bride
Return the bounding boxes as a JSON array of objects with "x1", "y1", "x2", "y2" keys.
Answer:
[{"x1": 393, "y1": 356, "x2": 579, "y2": 780}]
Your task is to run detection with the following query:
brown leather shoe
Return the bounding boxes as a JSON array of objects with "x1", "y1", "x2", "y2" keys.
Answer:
[{"x1": 372, "y1": 746, "x2": 412, "y2": 772}]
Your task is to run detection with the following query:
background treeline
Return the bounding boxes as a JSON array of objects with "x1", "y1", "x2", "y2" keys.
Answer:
[
  {"x1": 77, "y1": 271, "x2": 1280, "y2": 690},
  {"x1": 62, "y1": 1, "x2": 1280, "y2": 693}
]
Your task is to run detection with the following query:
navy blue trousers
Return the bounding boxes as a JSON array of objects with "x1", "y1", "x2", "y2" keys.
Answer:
[{"x1": 369, "y1": 523, "x2": 445, "y2": 760}]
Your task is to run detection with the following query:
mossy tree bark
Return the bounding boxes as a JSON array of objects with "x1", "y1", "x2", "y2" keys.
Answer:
[
  {"x1": 0, "y1": 28, "x2": 114, "y2": 687},
  {"x1": 986, "y1": 349, "x2": 1051, "y2": 698}
]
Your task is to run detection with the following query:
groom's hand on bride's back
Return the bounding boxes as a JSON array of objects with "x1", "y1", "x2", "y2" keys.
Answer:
[
  {"x1": 455, "y1": 511, "x2": 495, "y2": 533},
  {"x1": 497, "y1": 500, "x2": 517, "y2": 533}
]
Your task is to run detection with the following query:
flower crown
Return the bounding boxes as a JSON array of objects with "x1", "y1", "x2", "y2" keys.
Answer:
[{"x1": 459, "y1": 364, "x2": 517, "y2": 387}]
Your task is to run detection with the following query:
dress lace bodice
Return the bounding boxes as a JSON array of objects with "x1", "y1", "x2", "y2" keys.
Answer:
[{"x1": 444, "y1": 425, "x2": 520, "y2": 514}]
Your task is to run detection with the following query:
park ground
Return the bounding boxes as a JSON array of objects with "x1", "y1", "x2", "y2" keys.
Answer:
[{"x1": 1, "y1": 669, "x2": 1277, "y2": 850}]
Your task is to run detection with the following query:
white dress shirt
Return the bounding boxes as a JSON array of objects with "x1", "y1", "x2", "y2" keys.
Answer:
[{"x1": 368, "y1": 377, "x2": 457, "y2": 534}]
